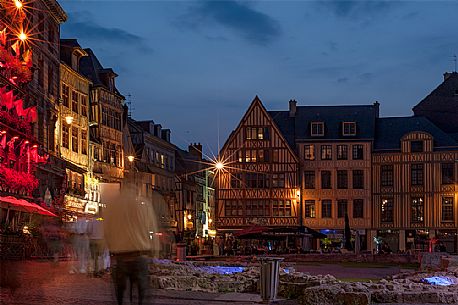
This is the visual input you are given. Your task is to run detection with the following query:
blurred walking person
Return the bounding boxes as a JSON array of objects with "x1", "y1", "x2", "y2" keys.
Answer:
[
  {"x1": 104, "y1": 183, "x2": 160, "y2": 305},
  {"x1": 70, "y1": 216, "x2": 90, "y2": 273},
  {"x1": 88, "y1": 217, "x2": 105, "y2": 277}
]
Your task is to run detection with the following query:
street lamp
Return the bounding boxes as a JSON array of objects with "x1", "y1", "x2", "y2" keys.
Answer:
[
  {"x1": 14, "y1": 0, "x2": 23, "y2": 9},
  {"x1": 65, "y1": 115, "x2": 74, "y2": 125},
  {"x1": 215, "y1": 161, "x2": 224, "y2": 170}
]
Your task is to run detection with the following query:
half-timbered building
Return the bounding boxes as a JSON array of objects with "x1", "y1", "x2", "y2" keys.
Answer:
[
  {"x1": 269, "y1": 101, "x2": 378, "y2": 250},
  {"x1": 216, "y1": 97, "x2": 300, "y2": 232}
]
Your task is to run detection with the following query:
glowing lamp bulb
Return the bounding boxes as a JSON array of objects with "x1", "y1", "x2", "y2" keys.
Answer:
[
  {"x1": 18, "y1": 32, "x2": 27, "y2": 41},
  {"x1": 14, "y1": 0, "x2": 23, "y2": 9},
  {"x1": 127, "y1": 155, "x2": 135, "y2": 162},
  {"x1": 215, "y1": 162, "x2": 224, "y2": 170},
  {"x1": 187, "y1": 214, "x2": 192, "y2": 220},
  {"x1": 209, "y1": 218, "x2": 213, "y2": 224},
  {"x1": 65, "y1": 116, "x2": 73, "y2": 125}
]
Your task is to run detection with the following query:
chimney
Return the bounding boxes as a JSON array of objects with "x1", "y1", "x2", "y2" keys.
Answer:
[
  {"x1": 373, "y1": 101, "x2": 380, "y2": 118},
  {"x1": 444, "y1": 72, "x2": 455, "y2": 81},
  {"x1": 189, "y1": 143, "x2": 202, "y2": 160},
  {"x1": 289, "y1": 99, "x2": 297, "y2": 117}
]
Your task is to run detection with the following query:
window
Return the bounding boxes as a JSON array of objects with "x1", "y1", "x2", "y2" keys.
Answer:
[
  {"x1": 411, "y1": 141, "x2": 424, "y2": 153},
  {"x1": 81, "y1": 130, "x2": 87, "y2": 155},
  {"x1": 304, "y1": 144, "x2": 315, "y2": 160},
  {"x1": 353, "y1": 199, "x2": 364, "y2": 218},
  {"x1": 62, "y1": 124, "x2": 69, "y2": 148},
  {"x1": 381, "y1": 165, "x2": 394, "y2": 187},
  {"x1": 246, "y1": 200, "x2": 270, "y2": 217},
  {"x1": 322, "y1": 200, "x2": 332, "y2": 218},
  {"x1": 411, "y1": 197, "x2": 424, "y2": 223},
  {"x1": 48, "y1": 26, "x2": 55, "y2": 52},
  {"x1": 225, "y1": 200, "x2": 243, "y2": 217},
  {"x1": 411, "y1": 164, "x2": 424, "y2": 186},
  {"x1": 337, "y1": 145, "x2": 348, "y2": 160},
  {"x1": 342, "y1": 122, "x2": 356, "y2": 136},
  {"x1": 244, "y1": 149, "x2": 270, "y2": 163},
  {"x1": 304, "y1": 171, "x2": 315, "y2": 189},
  {"x1": 352, "y1": 145, "x2": 364, "y2": 160},
  {"x1": 47, "y1": 65, "x2": 54, "y2": 95},
  {"x1": 337, "y1": 170, "x2": 348, "y2": 189},
  {"x1": 321, "y1": 171, "x2": 332, "y2": 189},
  {"x1": 81, "y1": 95, "x2": 88, "y2": 117},
  {"x1": 311, "y1": 122, "x2": 324, "y2": 136},
  {"x1": 337, "y1": 200, "x2": 347, "y2": 218},
  {"x1": 61, "y1": 84, "x2": 69, "y2": 107},
  {"x1": 38, "y1": 59, "x2": 44, "y2": 88},
  {"x1": 273, "y1": 200, "x2": 291, "y2": 217},
  {"x1": 245, "y1": 173, "x2": 269, "y2": 188},
  {"x1": 71, "y1": 91, "x2": 78, "y2": 113},
  {"x1": 352, "y1": 170, "x2": 364, "y2": 189},
  {"x1": 441, "y1": 163, "x2": 455, "y2": 185},
  {"x1": 381, "y1": 198, "x2": 394, "y2": 223},
  {"x1": 71, "y1": 128, "x2": 78, "y2": 152},
  {"x1": 442, "y1": 197, "x2": 454, "y2": 222},
  {"x1": 230, "y1": 173, "x2": 243, "y2": 188},
  {"x1": 272, "y1": 149, "x2": 279, "y2": 163},
  {"x1": 272, "y1": 173, "x2": 285, "y2": 188},
  {"x1": 305, "y1": 200, "x2": 316, "y2": 218},
  {"x1": 321, "y1": 145, "x2": 332, "y2": 160},
  {"x1": 246, "y1": 127, "x2": 269, "y2": 140}
]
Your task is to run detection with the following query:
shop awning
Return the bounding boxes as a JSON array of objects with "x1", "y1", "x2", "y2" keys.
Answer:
[
  {"x1": 234, "y1": 225, "x2": 270, "y2": 238},
  {"x1": 0, "y1": 196, "x2": 57, "y2": 217}
]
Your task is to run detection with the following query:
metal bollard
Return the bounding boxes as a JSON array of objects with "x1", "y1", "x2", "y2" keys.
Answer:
[
  {"x1": 176, "y1": 243, "x2": 186, "y2": 262},
  {"x1": 259, "y1": 257, "x2": 284, "y2": 304}
]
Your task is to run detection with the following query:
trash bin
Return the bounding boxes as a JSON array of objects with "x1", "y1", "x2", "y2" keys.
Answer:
[
  {"x1": 176, "y1": 243, "x2": 186, "y2": 262},
  {"x1": 259, "y1": 257, "x2": 284, "y2": 303}
]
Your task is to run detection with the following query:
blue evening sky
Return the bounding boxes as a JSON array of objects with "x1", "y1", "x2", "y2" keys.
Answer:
[{"x1": 60, "y1": 0, "x2": 458, "y2": 155}]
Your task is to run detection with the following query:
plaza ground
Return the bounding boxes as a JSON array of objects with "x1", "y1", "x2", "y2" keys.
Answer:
[{"x1": 0, "y1": 260, "x2": 444, "y2": 305}]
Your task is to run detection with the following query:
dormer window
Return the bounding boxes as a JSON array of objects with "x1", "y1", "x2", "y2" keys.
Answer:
[
  {"x1": 342, "y1": 122, "x2": 356, "y2": 136},
  {"x1": 411, "y1": 140, "x2": 424, "y2": 153},
  {"x1": 311, "y1": 122, "x2": 324, "y2": 136}
]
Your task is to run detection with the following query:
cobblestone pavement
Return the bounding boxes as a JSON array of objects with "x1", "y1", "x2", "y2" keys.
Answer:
[{"x1": 0, "y1": 261, "x2": 298, "y2": 305}]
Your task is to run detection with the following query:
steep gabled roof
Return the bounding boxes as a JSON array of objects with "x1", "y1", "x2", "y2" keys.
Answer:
[
  {"x1": 374, "y1": 116, "x2": 458, "y2": 151},
  {"x1": 79, "y1": 49, "x2": 123, "y2": 98},
  {"x1": 413, "y1": 72, "x2": 458, "y2": 133},
  {"x1": 220, "y1": 96, "x2": 299, "y2": 162}
]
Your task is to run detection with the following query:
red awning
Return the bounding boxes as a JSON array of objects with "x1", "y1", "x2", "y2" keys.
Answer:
[
  {"x1": 0, "y1": 196, "x2": 57, "y2": 217},
  {"x1": 234, "y1": 225, "x2": 270, "y2": 238}
]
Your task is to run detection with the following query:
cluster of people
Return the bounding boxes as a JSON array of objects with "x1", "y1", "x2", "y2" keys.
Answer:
[{"x1": 67, "y1": 216, "x2": 110, "y2": 277}]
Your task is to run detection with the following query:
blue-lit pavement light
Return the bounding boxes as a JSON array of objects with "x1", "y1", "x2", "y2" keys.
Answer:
[
  {"x1": 423, "y1": 276, "x2": 457, "y2": 286},
  {"x1": 199, "y1": 266, "x2": 246, "y2": 275}
]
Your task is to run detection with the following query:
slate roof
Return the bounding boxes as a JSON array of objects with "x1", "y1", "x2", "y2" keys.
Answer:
[
  {"x1": 267, "y1": 110, "x2": 296, "y2": 148},
  {"x1": 374, "y1": 116, "x2": 458, "y2": 151},
  {"x1": 413, "y1": 72, "x2": 458, "y2": 133},
  {"x1": 79, "y1": 49, "x2": 123, "y2": 97},
  {"x1": 268, "y1": 104, "x2": 378, "y2": 146}
]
